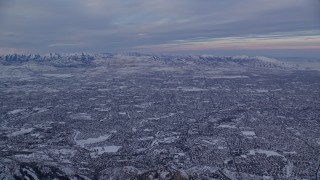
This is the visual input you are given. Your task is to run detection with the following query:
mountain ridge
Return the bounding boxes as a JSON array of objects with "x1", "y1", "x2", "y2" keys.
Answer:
[{"x1": 0, "y1": 53, "x2": 296, "y2": 70}]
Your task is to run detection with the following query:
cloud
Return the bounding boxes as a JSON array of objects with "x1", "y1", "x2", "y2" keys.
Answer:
[
  {"x1": 0, "y1": 0, "x2": 319, "y2": 56},
  {"x1": 49, "y1": 43, "x2": 85, "y2": 47},
  {"x1": 0, "y1": 48, "x2": 29, "y2": 55},
  {"x1": 136, "y1": 30, "x2": 320, "y2": 52}
]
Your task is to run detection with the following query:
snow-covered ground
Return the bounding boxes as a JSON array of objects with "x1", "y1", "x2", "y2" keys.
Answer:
[
  {"x1": 241, "y1": 131, "x2": 256, "y2": 136},
  {"x1": 248, "y1": 149, "x2": 284, "y2": 157},
  {"x1": 9, "y1": 128, "x2": 34, "y2": 137},
  {"x1": 7, "y1": 109, "x2": 25, "y2": 115},
  {"x1": 90, "y1": 146, "x2": 122, "y2": 157},
  {"x1": 218, "y1": 124, "x2": 237, "y2": 129},
  {"x1": 70, "y1": 113, "x2": 93, "y2": 120},
  {"x1": 74, "y1": 131, "x2": 111, "y2": 148},
  {"x1": 42, "y1": 73, "x2": 73, "y2": 78}
]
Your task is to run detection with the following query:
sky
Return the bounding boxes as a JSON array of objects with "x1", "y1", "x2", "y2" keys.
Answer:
[{"x1": 0, "y1": 0, "x2": 320, "y2": 57}]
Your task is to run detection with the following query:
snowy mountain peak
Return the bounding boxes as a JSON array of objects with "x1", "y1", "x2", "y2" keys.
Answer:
[{"x1": 0, "y1": 53, "x2": 295, "y2": 69}]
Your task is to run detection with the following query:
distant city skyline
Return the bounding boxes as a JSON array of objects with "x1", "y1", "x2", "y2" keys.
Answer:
[{"x1": 0, "y1": 0, "x2": 319, "y2": 57}]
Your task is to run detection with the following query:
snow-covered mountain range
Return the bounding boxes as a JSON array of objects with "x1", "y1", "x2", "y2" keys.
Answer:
[{"x1": 0, "y1": 53, "x2": 295, "y2": 69}]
